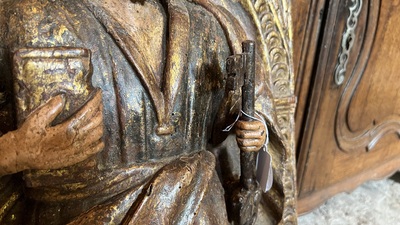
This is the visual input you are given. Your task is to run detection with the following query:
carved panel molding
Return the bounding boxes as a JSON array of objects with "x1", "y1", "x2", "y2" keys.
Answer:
[{"x1": 334, "y1": 0, "x2": 400, "y2": 152}]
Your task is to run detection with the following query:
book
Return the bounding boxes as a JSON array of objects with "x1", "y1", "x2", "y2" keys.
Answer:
[{"x1": 12, "y1": 47, "x2": 93, "y2": 126}]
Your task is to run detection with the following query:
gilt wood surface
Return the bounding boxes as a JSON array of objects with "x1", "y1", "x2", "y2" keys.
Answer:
[
  {"x1": 0, "y1": 0, "x2": 298, "y2": 224},
  {"x1": 297, "y1": 0, "x2": 400, "y2": 214}
]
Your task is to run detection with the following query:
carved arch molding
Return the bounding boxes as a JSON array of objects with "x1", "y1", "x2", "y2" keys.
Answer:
[{"x1": 334, "y1": 0, "x2": 400, "y2": 153}]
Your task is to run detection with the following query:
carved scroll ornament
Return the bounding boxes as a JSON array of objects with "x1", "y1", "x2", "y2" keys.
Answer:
[{"x1": 334, "y1": 0, "x2": 400, "y2": 153}]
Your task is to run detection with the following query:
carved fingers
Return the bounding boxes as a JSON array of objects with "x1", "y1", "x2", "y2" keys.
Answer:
[
  {"x1": 43, "y1": 91, "x2": 104, "y2": 169},
  {"x1": 32, "y1": 94, "x2": 66, "y2": 126},
  {"x1": 67, "y1": 91, "x2": 103, "y2": 130},
  {"x1": 16, "y1": 91, "x2": 104, "y2": 170},
  {"x1": 16, "y1": 95, "x2": 67, "y2": 167},
  {"x1": 235, "y1": 120, "x2": 266, "y2": 152}
]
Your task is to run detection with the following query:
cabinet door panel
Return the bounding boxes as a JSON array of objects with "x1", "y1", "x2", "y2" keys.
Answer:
[
  {"x1": 297, "y1": 0, "x2": 400, "y2": 214},
  {"x1": 348, "y1": 3, "x2": 400, "y2": 133}
]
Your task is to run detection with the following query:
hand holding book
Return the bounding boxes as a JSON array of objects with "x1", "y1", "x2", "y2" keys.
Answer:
[{"x1": 0, "y1": 91, "x2": 104, "y2": 175}]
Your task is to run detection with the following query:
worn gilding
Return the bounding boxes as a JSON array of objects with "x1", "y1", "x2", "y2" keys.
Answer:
[{"x1": 0, "y1": 0, "x2": 296, "y2": 224}]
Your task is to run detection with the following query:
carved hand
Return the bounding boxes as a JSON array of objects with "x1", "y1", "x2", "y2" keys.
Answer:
[
  {"x1": 0, "y1": 91, "x2": 104, "y2": 175},
  {"x1": 235, "y1": 120, "x2": 266, "y2": 152}
]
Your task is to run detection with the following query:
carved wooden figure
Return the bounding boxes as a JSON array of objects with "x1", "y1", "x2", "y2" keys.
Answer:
[{"x1": 0, "y1": 0, "x2": 296, "y2": 224}]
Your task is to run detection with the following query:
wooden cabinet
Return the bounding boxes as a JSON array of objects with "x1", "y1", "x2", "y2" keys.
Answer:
[{"x1": 295, "y1": 0, "x2": 400, "y2": 214}]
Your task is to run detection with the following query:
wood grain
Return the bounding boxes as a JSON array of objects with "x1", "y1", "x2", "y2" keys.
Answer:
[
  {"x1": 296, "y1": 0, "x2": 400, "y2": 213},
  {"x1": 292, "y1": 0, "x2": 327, "y2": 148}
]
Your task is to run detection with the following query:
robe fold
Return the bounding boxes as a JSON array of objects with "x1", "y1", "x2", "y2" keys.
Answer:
[{"x1": 0, "y1": 0, "x2": 277, "y2": 224}]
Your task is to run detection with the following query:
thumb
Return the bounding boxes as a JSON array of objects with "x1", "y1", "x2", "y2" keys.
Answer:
[{"x1": 33, "y1": 95, "x2": 65, "y2": 126}]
